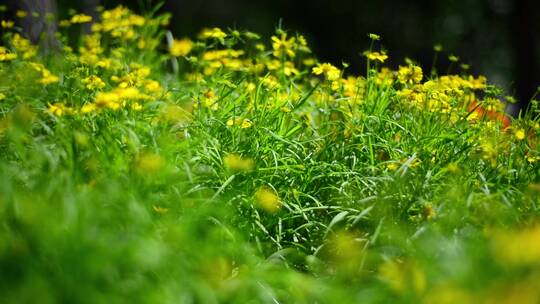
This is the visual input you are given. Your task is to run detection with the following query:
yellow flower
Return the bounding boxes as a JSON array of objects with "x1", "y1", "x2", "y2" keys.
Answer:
[
  {"x1": 199, "y1": 27, "x2": 227, "y2": 40},
  {"x1": 298, "y1": 35, "x2": 308, "y2": 46},
  {"x1": 31, "y1": 63, "x2": 59, "y2": 84},
  {"x1": 96, "y1": 59, "x2": 112, "y2": 69},
  {"x1": 271, "y1": 32, "x2": 296, "y2": 58},
  {"x1": 255, "y1": 43, "x2": 265, "y2": 51},
  {"x1": 59, "y1": 20, "x2": 71, "y2": 27},
  {"x1": 80, "y1": 103, "x2": 96, "y2": 114},
  {"x1": 82, "y1": 75, "x2": 106, "y2": 90},
  {"x1": 364, "y1": 51, "x2": 388, "y2": 63},
  {"x1": 47, "y1": 103, "x2": 72, "y2": 116},
  {"x1": 386, "y1": 162, "x2": 399, "y2": 171},
  {"x1": 145, "y1": 80, "x2": 162, "y2": 93},
  {"x1": 491, "y1": 225, "x2": 540, "y2": 266},
  {"x1": 515, "y1": 128, "x2": 526, "y2": 140},
  {"x1": 527, "y1": 156, "x2": 540, "y2": 164},
  {"x1": 303, "y1": 58, "x2": 316, "y2": 66},
  {"x1": 12, "y1": 34, "x2": 37, "y2": 59},
  {"x1": 0, "y1": 93, "x2": 5, "y2": 101},
  {"x1": 226, "y1": 117, "x2": 238, "y2": 126},
  {"x1": 254, "y1": 187, "x2": 280, "y2": 213},
  {"x1": 398, "y1": 65, "x2": 423, "y2": 84},
  {"x1": 376, "y1": 67, "x2": 394, "y2": 86},
  {"x1": 40, "y1": 74, "x2": 59, "y2": 85},
  {"x1": 312, "y1": 63, "x2": 340, "y2": 81},
  {"x1": 95, "y1": 6, "x2": 145, "y2": 39},
  {"x1": 467, "y1": 75, "x2": 487, "y2": 90},
  {"x1": 342, "y1": 76, "x2": 366, "y2": 104},
  {"x1": 368, "y1": 33, "x2": 381, "y2": 40},
  {"x1": 131, "y1": 102, "x2": 143, "y2": 111},
  {"x1": 446, "y1": 163, "x2": 460, "y2": 173},
  {"x1": 1, "y1": 20, "x2": 14, "y2": 28},
  {"x1": 379, "y1": 259, "x2": 426, "y2": 295},
  {"x1": 70, "y1": 14, "x2": 93, "y2": 24},
  {"x1": 16, "y1": 10, "x2": 28, "y2": 18},
  {"x1": 170, "y1": 38, "x2": 193, "y2": 57},
  {"x1": 448, "y1": 55, "x2": 459, "y2": 62},
  {"x1": 115, "y1": 87, "x2": 144, "y2": 100},
  {"x1": 262, "y1": 76, "x2": 278, "y2": 89},
  {"x1": 223, "y1": 154, "x2": 255, "y2": 172},
  {"x1": 241, "y1": 118, "x2": 253, "y2": 128},
  {"x1": 136, "y1": 153, "x2": 164, "y2": 173},
  {"x1": 201, "y1": 89, "x2": 218, "y2": 110},
  {"x1": 322, "y1": 230, "x2": 366, "y2": 275},
  {"x1": 0, "y1": 46, "x2": 17, "y2": 61},
  {"x1": 94, "y1": 91, "x2": 120, "y2": 109},
  {"x1": 153, "y1": 205, "x2": 169, "y2": 214},
  {"x1": 282, "y1": 61, "x2": 299, "y2": 76}
]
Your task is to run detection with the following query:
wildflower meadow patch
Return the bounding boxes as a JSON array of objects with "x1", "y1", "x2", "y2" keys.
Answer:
[{"x1": 0, "y1": 4, "x2": 539, "y2": 303}]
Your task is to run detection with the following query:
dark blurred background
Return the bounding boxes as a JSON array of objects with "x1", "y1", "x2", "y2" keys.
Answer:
[{"x1": 7, "y1": 0, "x2": 540, "y2": 114}]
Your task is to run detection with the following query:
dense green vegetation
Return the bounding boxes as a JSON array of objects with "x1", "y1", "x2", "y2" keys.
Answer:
[{"x1": 1, "y1": 5, "x2": 539, "y2": 303}]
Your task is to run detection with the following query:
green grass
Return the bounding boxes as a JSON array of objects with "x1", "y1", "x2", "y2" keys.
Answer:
[{"x1": 0, "y1": 4, "x2": 539, "y2": 303}]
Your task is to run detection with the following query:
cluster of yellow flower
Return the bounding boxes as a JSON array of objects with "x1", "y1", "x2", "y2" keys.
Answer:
[
  {"x1": 0, "y1": 6, "x2": 36, "y2": 24},
  {"x1": 170, "y1": 38, "x2": 193, "y2": 57},
  {"x1": 92, "y1": 6, "x2": 146, "y2": 39},
  {"x1": 0, "y1": 5, "x2": 536, "y2": 152},
  {"x1": 30, "y1": 62, "x2": 59, "y2": 85},
  {"x1": 165, "y1": 25, "x2": 518, "y2": 134},
  {"x1": 2, "y1": 6, "x2": 170, "y2": 117},
  {"x1": 0, "y1": 46, "x2": 17, "y2": 61},
  {"x1": 199, "y1": 27, "x2": 227, "y2": 41},
  {"x1": 11, "y1": 33, "x2": 38, "y2": 59}
]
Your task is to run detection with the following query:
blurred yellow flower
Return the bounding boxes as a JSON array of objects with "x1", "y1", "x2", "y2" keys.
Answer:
[
  {"x1": 398, "y1": 65, "x2": 423, "y2": 84},
  {"x1": 241, "y1": 118, "x2": 253, "y2": 128},
  {"x1": 82, "y1": 75, "x2": 106, "y2": 90},
  {"x1": 0, "y1": 47, "x2": 17, "y2": 61},
  {"x1": 364, "y1": 51, "x2": 388, "y2": 63},
  {"x1": 379, "y1": 259, "x2": 426, "y2": 295},
  {"x1": 80, "y1": 103, "x2": 96, "y2": 114},
  {"x1": 31, "y1": 63, "x2": 59, "y2": 84},
  {"x1": 136, "y1": 153, "x2": 165, "y2": 173},
  {"x1": 223, "y1": 153, "x2": 255, "y2": 172},
  {"x1": 59, "y1": 20, "x2": 71, "y2": 27},
  {"x1": 386, "y1": 162, "x2": 399, "y2": 171},
  {"x1": 170, "y1": 38, "x2": 193, "y2": 57},
  {"x1": 368, "y1": 33, "x2": 381, "y2": 40},
  {"x1": 153, "y1": 205, "x2": 169, "y2": 214},
  {"x1": 71, "y1": 14, "x2": 93, "y2": 24},
  {"x1": 271, "y1": 32, "x2": 296, "y2": 58},
  {"x1": 254, "y1": 186, "x2": 280, "y2": 213},
  {"x1": 94, "y1": 91, "x2": 120, "y2": 109},
  {"x1": 1, "y1": 20, "x2": 14, "y2": 28},
  {"x1": 312, "y1": 63, "x2": 340, "y2": 81},
  {"x1": 515, "y1": 128, "x2": 526, "y2": 141},
  {"x1": 131, "y1": 102, "x2": 143, "y2": 111},
  {"x1": 16, "y1": 10, "x2": 28, "y2": 18},
  {"x1": 199, "y1": 27, "x2": 227, "y2": 40},
  {"x1": 48, "y1": 103, "x2": 73, "y2": 116},
  {"x1": 448, "y1": 55, "x2": 459, "y2": 62},
  {"x1": 491, "y1": 225, "x2": 540, "y2": 266}
]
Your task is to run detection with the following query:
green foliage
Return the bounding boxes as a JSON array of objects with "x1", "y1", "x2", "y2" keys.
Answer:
[{"x1": 0, "y1": 4, "x2": 539, "y2": 303}]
